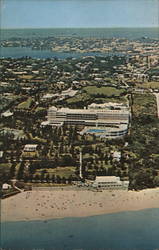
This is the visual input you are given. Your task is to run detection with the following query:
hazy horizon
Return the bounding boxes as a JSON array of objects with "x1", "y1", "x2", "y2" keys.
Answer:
[
  {"x1": 1, "y1": 27, "x2": 159, "y2": 30},
  {"x1": 1, "y1": 0, "x2": 159, "y2": 29}
]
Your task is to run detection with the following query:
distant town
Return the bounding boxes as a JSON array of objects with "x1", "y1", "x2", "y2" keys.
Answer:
[
  {"x1": 1, "y1": 35, "x2": 159, "y2": 197},
  {"x1": 1, "y1": 35, "x2": 159, "y2": 56}
]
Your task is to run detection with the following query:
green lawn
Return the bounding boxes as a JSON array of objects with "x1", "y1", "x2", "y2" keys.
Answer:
[
  {"x1": 35, "y1": 107, "x2": 45, "y2": 113},
  {"x1": 0, "y1": 163, "x2": 11, "y2": 176},
  {"x1": 19, "y1": 75, "x2": 33, "y2": 80},
  {"x1": 66, "y1": 93, "x2": 90, "y2": 104},
  {"x1": 132, "y1": 93, "x2": 157, "y2": 117},
  {"x1": 35, "y1": 166, "x2": 76, "y2": 178},
  {"x1": 22, "y1": 151, "x2": 38, "y2": 158},
  {"x1": 82, "y1": 86, "x2": 125, "y2": 97},
  {"x1": 0, "y1": 163, "x2": 11, "y2": 169},
  {"x1": 66, "y1": 86, "x2": 126, "y2": 107},
  {"x1": 31, "y1": 183, "x2": 70, "y2": 187},
  {"x1": 137, "y1": 81, "x2": 159, "y2": 89},
  {"x1": 17, "y1": 97, "x2": 33, "y2": 109}
]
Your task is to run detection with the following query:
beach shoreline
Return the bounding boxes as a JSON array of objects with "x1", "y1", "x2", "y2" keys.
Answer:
[{"x1": 1, "y1": 188, "x2": 159, "y2": 222}]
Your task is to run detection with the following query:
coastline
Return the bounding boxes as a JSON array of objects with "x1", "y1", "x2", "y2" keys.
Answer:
[{"x1": 1, "y1": 188, "x2": 159, "y2": 222}]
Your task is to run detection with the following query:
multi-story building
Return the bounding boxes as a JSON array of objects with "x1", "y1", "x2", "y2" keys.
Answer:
[
  {"x1": 46, "y1": 103, "x2": 130, "y2": 138},
  {"x1": 47, "y1": 104, "x2": 130, "y2": 127}
]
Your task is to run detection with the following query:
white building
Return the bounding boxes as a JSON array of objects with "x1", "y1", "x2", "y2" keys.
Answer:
[
  {"x1": 92, "y1": 176, "x2": 129, "y2": 190},
  {"x1": 113, "y1": 151, "x2": 121, "y2": 161},
  {"x1": 41, "y1": 93, "x2": 59, "y2": 100},
  {"x1": 1, "y1": 110, "x2": 13, "y2": 118},
  {"x1": 61, "y1": 88, "x2": 78, "y2": 97},
  {"x1": 2, "y1": 183, "x2": 12, "y2": 190},
  {"x1": 45, "y1": 103, "x2": 130, "y2": 137},
  {"x1": 47, "y1": 103, "x2": 130, "y2": 127},
  {"x1": 23, "y1": 144, "x2": 38, "y2": 152},
  {"x1": 0, "y1": 151, "x2": 4, "y2": 158}
]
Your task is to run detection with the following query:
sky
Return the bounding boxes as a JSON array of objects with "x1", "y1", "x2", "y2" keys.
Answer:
[{"x1": 1, "y1": 0, "x2": 159, "y2": 29}]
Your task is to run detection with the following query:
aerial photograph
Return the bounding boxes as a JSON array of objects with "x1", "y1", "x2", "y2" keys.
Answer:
[{"x1": 0, "y1": 0, "x2": 159, "y2": 249}]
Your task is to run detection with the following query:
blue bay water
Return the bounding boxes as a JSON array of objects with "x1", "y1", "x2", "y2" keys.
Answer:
[
  {"x1": 0, "y1": 46, "x2": 118, "y2": 59},
  {"x1": 1, "y1": 208, "x2": 159, "y2": 250}
]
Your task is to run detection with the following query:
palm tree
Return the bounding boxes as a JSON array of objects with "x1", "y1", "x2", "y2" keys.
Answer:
[{"x1": 9, "y1": 162, "x2": 16, "y2": 178}]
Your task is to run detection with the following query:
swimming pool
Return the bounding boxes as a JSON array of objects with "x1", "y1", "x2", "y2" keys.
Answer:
[{"x1": 87, "y1": 129, "x2": 106, "y2": 133}]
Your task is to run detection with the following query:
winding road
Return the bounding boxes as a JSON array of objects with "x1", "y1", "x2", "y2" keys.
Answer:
[{"x1": 154, "y1": 93, "x2": 159, "y2": 118}]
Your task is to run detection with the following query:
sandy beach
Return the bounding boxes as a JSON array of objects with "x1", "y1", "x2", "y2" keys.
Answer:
[{"x1": 1, "y1": 188, "x2": 159, "y2": 222}]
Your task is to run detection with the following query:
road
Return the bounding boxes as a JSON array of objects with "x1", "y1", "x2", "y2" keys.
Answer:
[{"x1": 154, "y1": 93, "x2": 159, "y2": 118}]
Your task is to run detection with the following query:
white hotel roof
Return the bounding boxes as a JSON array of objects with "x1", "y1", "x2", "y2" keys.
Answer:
[{"x1": 49, "y1": 107, "x2": 129, "y2": 115}]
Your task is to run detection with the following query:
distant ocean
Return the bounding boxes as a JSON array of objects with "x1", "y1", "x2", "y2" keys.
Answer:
[
  {"x1": 1, "y1": 208, "x2": 159, "y2": 250},
  {"x1": 1, "y1": 27, "x2": 159, "y2": 40},
  {"x1": 0, "y1": 28, "x2": 158, "y2": 59}
]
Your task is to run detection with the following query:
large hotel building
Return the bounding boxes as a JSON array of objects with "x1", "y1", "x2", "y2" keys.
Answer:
[{"x1": 46, "y1": 102, "x2": 130, "y2": 138}]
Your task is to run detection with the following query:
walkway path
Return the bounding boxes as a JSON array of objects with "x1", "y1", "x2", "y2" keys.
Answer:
[{"x1": 154, "y1": 93, "x2": 159, "y2": 118}]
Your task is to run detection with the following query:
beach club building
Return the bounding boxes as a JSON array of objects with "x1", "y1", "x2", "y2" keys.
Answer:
[{"x1": 92, "y1": 176, "x2": 129, "y2": 190}]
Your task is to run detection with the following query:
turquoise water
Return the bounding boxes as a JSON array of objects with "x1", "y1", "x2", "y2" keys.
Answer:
[
  {"x1": 1, "y1": 28, "x2": 159, "y2": 40},
  {"x1": 1, "y1": 208, "x2": 159, "y2": 250},
  {"x1": 87, "y1": 129, "x2": 106, "y2": 133}
]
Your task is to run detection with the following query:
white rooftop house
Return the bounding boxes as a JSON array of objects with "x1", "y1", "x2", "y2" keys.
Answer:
[
  {"x1": 41, "y1": 121, "x2": 50, "y2": 127},
  {"x1": 113, "y1": 151, "x2": 121, "y2": 161},
  {"x1": 92, "y1": 176, "x2": 129, "y2": 190},
  {"x1": 2, "y1": 183, "x2": 12, "y2": 190},
  {"x1": 0, "y1": 151, "x2": 4, "y2": 158},
  {"x1": 61, "y1": 88, "x2": 78, "y2": 97},
  {"x1": 23, "y1": 144, "x2": 38, "y2": 152},
  {"x1": 41, "y1": 93, "x2": 59, "y2": 100},
  {"x1": 1, "y1": 110, "x2": 13, "y2": 118}
]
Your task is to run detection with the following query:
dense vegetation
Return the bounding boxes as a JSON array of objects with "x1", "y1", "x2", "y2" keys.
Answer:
[{"x1": 127, "y1": 93, "x2": 159, "y2": 189}]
